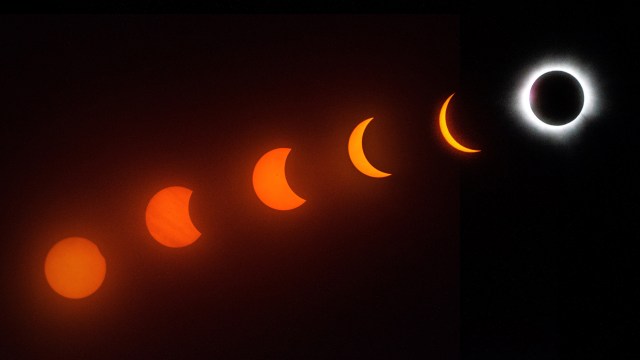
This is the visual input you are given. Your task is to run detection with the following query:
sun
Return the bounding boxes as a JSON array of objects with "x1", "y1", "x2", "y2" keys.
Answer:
[
  {"x1": 439, "y1": 93, "x2": 481, "y2": 153},
  {"x1": 515, "y1": 59, "x2": 599, "y2": 139},
  {"x1": 146, "y1": 186, "x2": 202, "y2": 248},
  {"x1": 348, "y1": 118, "x2": 392, "y2": 178},
  {"x1": 253, "y1": 147, "x2": 306, "y2": 211},
  {"x1": 44, "y1": 237, "x2": 107, "y2": 299}
]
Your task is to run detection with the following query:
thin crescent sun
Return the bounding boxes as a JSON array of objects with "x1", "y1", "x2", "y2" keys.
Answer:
[
  {"x1": 145, "y1": 186, "x2": 202, "y2": 248},
  {"x1": 348, "y1": 118, "x2": 391, "y2": 178},
  {"x1": 439, "y1": 93, "x2": 481, "y2": 153},
  {"x1": 252, "y1": 147, "x2": 306, "y2": 211}
]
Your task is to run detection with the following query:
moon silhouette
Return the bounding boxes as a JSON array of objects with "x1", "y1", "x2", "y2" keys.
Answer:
[
  {"x1": 439, "y1": 93, "x2": 480, "y2": 153},
  {"x1": 516, "y1": 61, "x2": 598, "y2": 138},
  {"x1": 145, "y1": 186, "x2": 202, "y2": 248},
  {"x1": 348, "y1": 118, "x2": 392, "y2": 178},
  {"x1": 253, "y1": 147, "x2": 306, "y2": 211},
  {"x1": 45, "y1": 237, "x2": 106, "y2": 299},
  {"x1": 529, "y1": 70, "x2": 584, "y2": 126}
]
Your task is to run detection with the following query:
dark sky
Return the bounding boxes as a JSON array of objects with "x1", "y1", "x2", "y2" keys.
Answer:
[
  {"x1": 1, "y1": 12, "x2": 635, "y2": 359},
  {"x1": 0, "y1": 15, "x2": 459, "y2": 358},
  {"x1": 459, "y1": 14, "x2": 636, "y2": 359}
]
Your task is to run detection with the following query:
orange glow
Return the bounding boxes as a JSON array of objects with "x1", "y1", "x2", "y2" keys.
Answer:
[
  {"x1": 145, "y1": 186, "x2": 201, "y2": 248},
  {"x1": 44, "y1": 237, "x2": 106, "y2": 299},
  {"x1": 439, "y1": 93, "x2": 481, "y2": 153},
  {"x1": 348, "y1": 118, "x2": 391, "y2": 178},
  {"x1": 252, "y1": 147, "x2": 306, "y2": 211}
]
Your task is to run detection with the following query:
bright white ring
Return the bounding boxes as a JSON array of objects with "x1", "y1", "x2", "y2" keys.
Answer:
[{"x1": 516, "y1": 61, "x2": 598, "y2": 139}]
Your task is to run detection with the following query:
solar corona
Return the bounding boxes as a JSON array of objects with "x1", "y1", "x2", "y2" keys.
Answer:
[{"x1": 516, "y1": 60, "x2": 598, "y2": 139}]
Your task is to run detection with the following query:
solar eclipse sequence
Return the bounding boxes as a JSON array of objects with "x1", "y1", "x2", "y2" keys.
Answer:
[{"x1": 42, "y1": 59, "x2": 598, "y2": 300}]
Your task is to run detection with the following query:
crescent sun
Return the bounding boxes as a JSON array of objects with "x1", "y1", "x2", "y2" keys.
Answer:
[
  {"x1": 145, "y1": 186, "x2": 202, "y2": 248},
  {"x1": 439, "y1": 93, "x2": 481, "y2": 153},
  {"x1": 348, "y1": 118, "x2": 391, "y2": 178},
  {"x1": 252, "y1": 147, "x2": 306, "y2": 211}
]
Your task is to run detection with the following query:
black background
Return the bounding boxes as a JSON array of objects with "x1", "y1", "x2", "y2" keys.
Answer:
[
  {"x1": 1, "y1": 11, "x2": 636, "y2": 359},
  {"x1": 460, "y1": 14, "x2": 636, "y2": 359}
]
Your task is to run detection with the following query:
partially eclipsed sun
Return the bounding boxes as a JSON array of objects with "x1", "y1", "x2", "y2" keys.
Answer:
[
  {"x1": 439, "y1": 93, "x2": 481, "y2": 153},
  {"x1": 348, "y1": 118, "x2": 392, "y2": 178},
  {"x1": 146, "y1": 186, "x2": 202, "y2": 248},
  {"x1": 253, "y1": 147, "x2": 306, "y2": 211}
]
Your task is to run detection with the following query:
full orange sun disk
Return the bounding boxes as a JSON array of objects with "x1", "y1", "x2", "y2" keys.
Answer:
[{"x1": 44, "y1": 237, "x2": 106, "y2": 299}]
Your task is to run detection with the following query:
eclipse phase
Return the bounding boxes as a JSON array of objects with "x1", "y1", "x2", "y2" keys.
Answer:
[
  {"x1": 44, "y1": 237, "x2": 107, "y2": 299},
  {"x1": 517, "y1": 61, "x2": 596, "y2": 137},
  {"x1": 530, "y1": 71, "x2": 584, "y2": 126},
  {"x1": 146, "y1": 186, "x2": 202, "y2": 248},
  {"x1": 439, "y1": 93, "x2": 481, "y2": 153},
  {"x1": 252, "y1": 147, "x2": 306, "y2": 211},
  {"x1": 348, "y1": 118, "x2": 392, "y2": 178}
]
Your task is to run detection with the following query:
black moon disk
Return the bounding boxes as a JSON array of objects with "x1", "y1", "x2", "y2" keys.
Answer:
[{"x1": 529, "y1": 71, "x2": 584, "y2": 126}]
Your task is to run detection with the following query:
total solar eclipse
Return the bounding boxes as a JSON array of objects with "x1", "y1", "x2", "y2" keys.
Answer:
[
  {"x1": 517, "y1": 61, "x2": 597, "y2": 137},
  {"x1": 530, "y1": 71, "x2": 584, "y2": 126}
]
